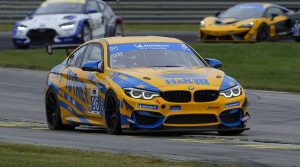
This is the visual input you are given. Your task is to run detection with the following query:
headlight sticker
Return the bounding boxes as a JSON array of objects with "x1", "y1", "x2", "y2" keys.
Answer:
[
  {"x1": 225, "y1": 102, "x2": 240, "y2": 108},
  {"x1": 138, "y1": 104, "x2": 158, "y2": 110}
]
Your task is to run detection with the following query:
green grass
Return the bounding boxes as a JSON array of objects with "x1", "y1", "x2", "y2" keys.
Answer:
[
  {"x1": 190, "y1": 43, "x2": 300, "y2": 92},
  {"x1": 125, "y1": 23, "x2": 198, "y2": 31},
  {"x1": 0, "y1": 23, "x2": 14, "y2": 32},
  {"x1": 0, "y1": 142, "x2": 235, "y2": 167},
  {"x1": 0, "y1": 43, "x2": 299, "y2": 92},
  {"x1": 0, "y1": 49, "x2": 66, "y2": 70}
]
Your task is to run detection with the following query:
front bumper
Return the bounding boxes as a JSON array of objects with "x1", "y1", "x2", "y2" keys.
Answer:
[
  {"x1": 199, "y1": 28, "x2": 257, "y2": 42},
  {"x1": 119, "y1": 92, "x2": 249, "y2": 131}
]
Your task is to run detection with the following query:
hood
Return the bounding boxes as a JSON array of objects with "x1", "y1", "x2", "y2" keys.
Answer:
[
  {"x1": 19, "y1": 14, "x2": 88, "y2": 29},
  {"x1": 109, "y1": 67, "x2": 239, "y2": 92},
  {"x1": 215, "y1": 18, "x2": 239, "y2": 25}
]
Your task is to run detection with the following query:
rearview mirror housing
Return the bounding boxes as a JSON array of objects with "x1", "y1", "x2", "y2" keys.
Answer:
[
  {"x1": 82, "y1": 60, "x2": 103, "y2": 72},
  {"x1": 204, "y1": 58, "x2": 222, "y2": 68}
]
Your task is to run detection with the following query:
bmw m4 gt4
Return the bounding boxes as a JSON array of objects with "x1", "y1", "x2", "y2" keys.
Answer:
[
  {"x1": 45, "y1": 36, "x2": 250, "y2": 135},
  {"x1": 12, "y1": 0, "x2": 123, "y2": 48}
]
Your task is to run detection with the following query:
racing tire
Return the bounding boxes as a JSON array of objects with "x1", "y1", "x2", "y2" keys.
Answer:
[
  {"x1": 81, "y1": 24, "x2": 92, "y2": 43},
  {"x1": 104, "y1": 90, "x2": 122, "y2": 135},
  {"x1": 45, "y1": 88, "x2": 76, "y2": 131},
  {"x1": 15, "y1": 45, "x2": 29, "y2": 49},
  {"x1": 217, "y1": 130, "x2": 244, "y2": 136},
  {"x1": 257, "y1": 24, "x2": 269, "y2": 42},
  {"x1": 295, "y1": 37, "x2": 300, "y2": 42}
]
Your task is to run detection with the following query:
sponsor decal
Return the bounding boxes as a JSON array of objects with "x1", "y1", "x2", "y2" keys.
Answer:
[
  {"x1": 170, "y1": 106, "x2": 181, "y2": 111},
  {"x1": 138, "y1": 104, "x2": 158, "y2": 110},
  {"x1": 66, "y1": 70, "x2": 88, "y2": 104},
  {"x1": 207, "y1": 106, "x2": 220, "y2": 110},
  {"x1": 225, "y1": 102, "x2": 240, "y2": 108},
  {"x1": 166, "y1": 78, "x2": 210, "y2": 85},
  {"x1": 88, "y1": 89, "x2": 104, "y2": 115}
]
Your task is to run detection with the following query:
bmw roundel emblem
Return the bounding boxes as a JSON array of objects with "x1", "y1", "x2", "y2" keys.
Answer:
[{"x1": 188, "y1": 86, "x2": 194, "y2": 90}]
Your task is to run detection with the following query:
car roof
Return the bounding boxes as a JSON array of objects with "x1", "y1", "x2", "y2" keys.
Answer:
[
  {"x1": 91, "y1": 36, "x2": 184, "y2": 45},
  {"x1": 237, "y1": 3, "x2": 275, "y2": 9}
]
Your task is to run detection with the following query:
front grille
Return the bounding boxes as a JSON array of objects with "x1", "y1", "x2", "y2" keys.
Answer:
[
  {"x1": 219, "y1": 109, "x2": 242, "y2": 124},
  {"x1": 135, "y1": 111, "x2": 162, "y2": 125},
  {"x1": 161, "y1": 91, "x2": 191, "y2": 103},
  {"x1": 204, "y1": 34, "x2": 233, "y2": 40},
  {"x1": 194, "y1": 90, "x2": 219, "y2": 102},
  {"x1": 27, "y1": 29, "x2": 56, "y2": 46},
  {"x1": 164, "y1": 114, "x2": 218, "y2": 125}
]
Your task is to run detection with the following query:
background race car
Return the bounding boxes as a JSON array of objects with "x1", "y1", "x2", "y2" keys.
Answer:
[
  {"x1": 199, "y1": 3, "x2": 300, "y2": 42},
  {"x1": 12, "y1": 0, "x2": 124, "y2": 49}
]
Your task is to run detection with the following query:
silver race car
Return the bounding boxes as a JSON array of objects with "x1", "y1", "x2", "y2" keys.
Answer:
[{"x1": 12, "y1": 0, "x2": 123, "y2": 48}]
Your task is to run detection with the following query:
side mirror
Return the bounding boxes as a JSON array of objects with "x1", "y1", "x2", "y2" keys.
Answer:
[
  {"x1": 82, "y1": 60, "x2": 103, "y2": 72},
  {"x1": 271, "y1": 13, "x2": 278, "y2": 21},
  {"x1": 204, "y1": 58, "x2": 222, "y2": 68},
  {"x1": 87, "y1": 9, "x2": 98, "y2": 14},
  {"x1": 215, "y1": 12, "x2": 221, "y2": 17}
]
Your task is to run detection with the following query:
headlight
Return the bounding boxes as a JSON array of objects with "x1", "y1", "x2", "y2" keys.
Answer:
[
  {"x1": 124, "y1": 88, "x2": 160, "y2": 100},
  {"x1": 220, "y1": 86, "x2": 242, "y2": 98},
  {"x1": 17, "y1": 25, "x2": 27, "y2": 31},
  {"x1": 60, "y1": 22, "x2": 75, "y2": 30},
  {"x1": 200, "y1": 20, "x2": 205, "y2": 27},
  {"x1": 238, "y1": 22, "x2": 254, "y2": 28}
]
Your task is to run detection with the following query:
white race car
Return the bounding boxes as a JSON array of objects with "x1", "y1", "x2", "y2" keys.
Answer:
[{"x1": 12, "y1": 0, "x2": 123, "y2": 48}]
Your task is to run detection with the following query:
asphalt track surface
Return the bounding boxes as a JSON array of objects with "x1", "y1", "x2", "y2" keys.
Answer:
[
  {"x1": 0, "y1": 68, "x2": 300, "y2": 167},
  {"x1": 0, "y1": 31, "x2": 196, "y2": 50}
]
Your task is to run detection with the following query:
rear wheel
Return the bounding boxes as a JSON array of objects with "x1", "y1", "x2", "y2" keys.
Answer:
[
  {"x1": 45, "y1": 88, "x2": 76, "y2": 130},
  {"x1": 257, "y1": 24, "x2": 269, "y2": 42},
  {"x1": 114, "y1": 23, "x2": 123, "y2": 36},
  {"x1": 105, "y1": 91, "x2": 122, "y2": 135},
  {"x1": 295, "y1": 37, "x2": 300, "y2": 42}
]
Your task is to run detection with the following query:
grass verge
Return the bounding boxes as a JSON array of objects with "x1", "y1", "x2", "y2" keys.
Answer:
[
  {"x1": 190, "y1": 43, "x2": 300, "y2": 92},
  {"x1": 0, "y1": 23, "x2": 14, "y2": 32},
  {"x1": 0, "y1": 43, "x2": 299, "y2": 92},
  {"x1": 0, "y1": 142, "x2": 235, "y2": 167},
  {"x1": 125, "y1": 23, "x2": 198, "y2": 31}
]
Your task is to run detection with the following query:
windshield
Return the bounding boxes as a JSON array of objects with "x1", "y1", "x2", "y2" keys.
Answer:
[
  {"x1": 219, "y1": 4, "x2": 265, "y2": 20},
  {"x1": 35, "y1": 3, "x2": 83, "y2": 15},
  {"x1": 109, "y1": 42, "x2": 206, "y2": 69}
]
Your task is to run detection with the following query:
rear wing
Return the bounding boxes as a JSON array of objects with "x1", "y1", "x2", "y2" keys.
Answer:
[{"x1": 46, "y1": 44, "x2": 80, "y2": 56}]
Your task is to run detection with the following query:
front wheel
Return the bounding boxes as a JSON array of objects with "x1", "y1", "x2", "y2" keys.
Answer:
[
  {"x1": 295, "y1": 37, "x2": 300, "y2": 42},
  {"x1": 45, "y1": 88, "x2": 76, "y2": 130},
  {"x1": 105, "y1": 91, "x2": 122, "y2": 135},
  {"x1": 114, "y1": 23, "x2": 124, "y2": 36},
  {"x1": 81, "y1": 25, "x2": 92, "y2": 43},
  {"x1": 257, "y1": 24, "x2": 269, "y2": 42}
]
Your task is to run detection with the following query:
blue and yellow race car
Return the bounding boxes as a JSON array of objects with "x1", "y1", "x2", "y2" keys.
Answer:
[{"x1": 45, "y1": 36, "x2": 250, "y2": 135}]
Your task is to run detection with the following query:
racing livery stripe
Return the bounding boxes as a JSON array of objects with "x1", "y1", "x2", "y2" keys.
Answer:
[
  {"x1": 110, "y1": 72, "x2": 161, "y2": 92},
  {"x1": 219, "y1": 75, "x2": 239, "y2": 91},
  {"x1": 59, "y1": 100, "x2": 90, "y2": 124}
]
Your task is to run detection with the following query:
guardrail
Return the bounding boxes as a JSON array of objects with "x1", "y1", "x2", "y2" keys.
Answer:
[{"x1": 1, "y1": 0, "x2": 300, "y2": 24}]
